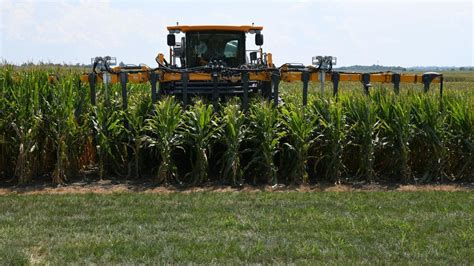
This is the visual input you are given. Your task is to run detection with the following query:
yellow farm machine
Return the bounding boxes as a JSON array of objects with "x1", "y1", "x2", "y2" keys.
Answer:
[{"x1": 78, "y1": 24, "x2": 444, "y2": 109}]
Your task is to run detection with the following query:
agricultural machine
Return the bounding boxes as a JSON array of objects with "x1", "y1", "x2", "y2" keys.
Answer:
[{"x1": 78, "y1": 24, "x2": 444, "y2": 110}]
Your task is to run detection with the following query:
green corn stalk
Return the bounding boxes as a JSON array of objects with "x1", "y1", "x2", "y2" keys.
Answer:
[
  {"x1": 144, "y1": 97, "x2": 183, "y2": 184},
  {"x1": 312, "y1": 97, "x2": 346, "y2": 182},
  {"x1": 44, "y1": 77, "x2": 83, "y2": 184},
  {"x1": 280, "y1": 102, "x2": 318, "y2": 184},
  {"x1": 445, "y1": 97, "x2": 473, "y2": 179},
  {"x1": 246, "y1": 100, "x2": 283, "y2": 185},
  {"x1": 411, "y1": 95, "x2": 447, "y2": 181},
  {"x1": 0, "y1": 67, "x2": 11, "y2": 177},
  {"x1": 5, "y1": 68, "x2": 45, "y2": 183},
  {"x1": 120, "y1": 94, "x2": 150, "y2": 178},
  {"x1": 91, "y1": 103, "x2": 124, "y2": 179},
  {"x1": 182, "y1": 100, "x2": 219, "y2": 185},
  {"x1": 11, "y1": 120, "x2": 41, "y2": 183},
  {"x1": 377, "y1": 95, "x2": 413, "y2": 181},
  {"x1": 218, "y1": 101, "x2": 247, "y2": 186},
  {"x1": 1, "y1": 64, "x2": 473, "y2": 185},
  {"x1": 344, "y1": 96, "x2": 378, "y2": 181}
]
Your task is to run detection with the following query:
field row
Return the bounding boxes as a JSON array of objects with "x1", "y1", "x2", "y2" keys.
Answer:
[{"x1": 0, "y1": 67, "x2": 473, "y2": 184}]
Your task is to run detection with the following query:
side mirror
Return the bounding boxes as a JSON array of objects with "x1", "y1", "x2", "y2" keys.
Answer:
[
  {"x1": 167, "y1": 34, "x2": 176, "y2": 46},
  {"x1": 250, "y1": 51, "x2": 258, "y2": 61},
  {"x1": 255, "y1": 33, "x2": 264, "y2": 46}
]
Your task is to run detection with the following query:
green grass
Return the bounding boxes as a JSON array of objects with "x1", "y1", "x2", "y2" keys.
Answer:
[{"x1": 0, "y1": 192, "x2": 473, "y2": 264}]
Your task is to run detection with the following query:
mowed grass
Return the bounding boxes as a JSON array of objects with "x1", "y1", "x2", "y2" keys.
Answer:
[{"x1": 0, "y1": 192, "x2": 472, "y2": 264}]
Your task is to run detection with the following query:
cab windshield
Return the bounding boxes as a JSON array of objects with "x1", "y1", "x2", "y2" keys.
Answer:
[{"x1": 186, "y1": 31, "x2": 245, "y2": 67}]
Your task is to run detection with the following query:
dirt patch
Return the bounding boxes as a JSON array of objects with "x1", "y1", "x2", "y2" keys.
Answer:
[
  {"x1": 0, "y1": 179, "x2": 472, "y2": 195},
  {"x1": 395, "y1": 184, "x2": 470, "y2": 192}
]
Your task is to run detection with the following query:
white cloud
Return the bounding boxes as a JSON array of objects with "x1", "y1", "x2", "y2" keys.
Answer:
[
  {"x1": 1, "y1": 0, "x2": 36, "y2": 40},
  {"x1": 1, "y1": 0, "x2": 472, "y2": 66},
  {"x1": 1, "y1": 0, "x2": 162, "y2": 48}
]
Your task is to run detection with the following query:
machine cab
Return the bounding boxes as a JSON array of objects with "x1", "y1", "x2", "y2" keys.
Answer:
[{"x1": 166, "y1": 25, "x2": 264, "y2": 68}]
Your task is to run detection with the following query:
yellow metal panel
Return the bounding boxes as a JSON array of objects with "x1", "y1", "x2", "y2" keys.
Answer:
[
  {"x1": 190, "y1": 73, "x2": 212, "y2": 81},
  {"x1": 162, "y1": 73, "x2": 182, "y2": 82},
  {"x1": 249, "y1": 72, "x2": 270, "y2": 81},
  {"x1": 127, "y1": 72, "x2": 149, "y2": 84},
  {"x1": 400, "y1": 75, "x2": 416, "y2": 83},
  {"x1": 267, "y1": 53, "x2": 273, "y2": 67},
  {"x1": 308, "y1": 72, "x2": 332, "y2": 82},
  {"x1": 309, "y1": 73, "x2": 318, "y2": 82},
  {"x1": 110, "y1": 74, "x2": 119, "y2": 84},
  {"x1": 167, "y1": 25, "x2": 263, "y2": 33},
  {"x1": 160, "y1": 71, "x2": 270, "y2": 82},
  {"x1": 156, "y1": 53, "x2": 165, "y2": 64},
  {"x1": 80, "y1": 74, "x2": 89, "y2": 83},
  {"x1": 339, "y1": 73, "x2": 361, "y2": 82},
  {"x1": 78, "y1": 70, "x2": 442, "y2": 86},
  {"x1": 369, "y1": 74, "x2": 388, "y2": 83},
  {"x1": 281, "y1": 72, "x2": 302, "y2": 82}
]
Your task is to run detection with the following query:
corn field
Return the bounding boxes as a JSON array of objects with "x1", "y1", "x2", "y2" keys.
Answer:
[{"x1": 1, "y1": 65, "x2": 473, "y2": 185}]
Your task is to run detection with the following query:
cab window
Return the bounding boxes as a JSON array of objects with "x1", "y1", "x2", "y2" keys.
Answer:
[{"x1": 224, "y1": 40, "x2": 238, "y2": 58}]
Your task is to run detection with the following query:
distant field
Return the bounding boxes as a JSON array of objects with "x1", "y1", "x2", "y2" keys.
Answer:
[
  {"x1": 0, "y1": 192, "x2": 473, "y2": 264},
  {"x1": 441, "y1": 71, "x2": 474, "y2": 82}
]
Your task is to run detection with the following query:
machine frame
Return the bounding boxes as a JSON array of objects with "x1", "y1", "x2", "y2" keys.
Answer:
[{"x1": 75, "y1": 25, "x2": 444, "y2": 111}]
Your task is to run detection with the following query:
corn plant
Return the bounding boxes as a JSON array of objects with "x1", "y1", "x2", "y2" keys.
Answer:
[
  {"x1": 1, "y1": 65, "x2": 473, "y2": 185},
  {"x1": 5, "y1": 69, "x2": 45, "y2": 183},
  {"x1": 44, "y1": 78, "x2": 82, "y2": 183},
  {"x1": 246, "y1": 100, "x2": 283, "y2": 184},
  {"x1": 182, "y1": 100, "x2": 219, "y2": 184},
  {"x1": 410, "y1": 95, "x2": 447, "y2": 181},
  {"x1": 121, "y1": 96, "x2": 151, "y2": 178},
  {"x1": 11, "y1": 118, "x2": 42, "y2": 183},
  {"x1": 144, "y1": 97, "x2": 183, "y2": 184},
  {"x1": 344, "y1": 96, "x2": 378, "y2": 181},
  {"x1": 218, "y1": 101, "x2": 247, "y2": 185},
  {"x1": 91, "y1": 103, "x2": 125, "y2": 179},
  {"x1": 312, "y1": 97, "x2": 346, "y2": 182},
  {"x1": 280, "y1": 103, "x2": 318, "y2": 184},
  {"x1": 377, "y1": 96, "x2": 413, "y2": 181},
  {"x1": 445, "y1": 98, "x2": 473, "y2": 179}
]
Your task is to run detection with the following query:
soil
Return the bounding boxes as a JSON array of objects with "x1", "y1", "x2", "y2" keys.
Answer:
[{"x1": 0, "y1": 178, "x2": 472, "y2": 195}]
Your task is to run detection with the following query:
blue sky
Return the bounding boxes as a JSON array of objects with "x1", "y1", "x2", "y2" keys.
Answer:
[{"x1": 1, "y1": 0, "x2": 472, "y2": 67}]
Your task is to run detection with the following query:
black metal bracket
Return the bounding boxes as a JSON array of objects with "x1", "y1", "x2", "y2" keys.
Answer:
[
  {"x1": 422, "y1": 73, "x2": 439, "y2": 93},
  {"x1": 181, "y1": 72, "x2": 189, "y2": 106},
  {"x1": 392, "y1": 73, "x2": 401, "y2": 95},
  {"x1": 242, "y1": 72, "x2": 249, "y2": 112},
  {"x1": 361, "y1": 73, "x2": 371, "y2": 95},
  {"x1": 439, "y1": 75, "x2": 444, "y2": 99},
  {"x1": 271, "y1": 71, "x2": 280, "y2": 106},
  {"x1": 150, "y1": 72, "x2": 158, "y2": 103},
  {"x1": 212, "y1": 72, "x2": 219, "y2": 111},
  {"x1": 332, "y1": 72, "x2": 340, "y2": 97},
  {"x1": 88, "y1": 73, "x2": 96, "y2": 106},
  {"x1": 119, "y1": 72, "x2": 130, "y2": 130},
  {"x1": 301, "y1": 71, "x2": 309, "y2": 106},
  {"x1": 120, "y1": 72, "x2": 128, "y2": 110}
]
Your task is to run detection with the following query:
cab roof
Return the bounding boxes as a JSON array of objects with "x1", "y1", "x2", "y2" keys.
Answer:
[{"x1": 167, "y1": 25, "x2": 263, "y2": 33}]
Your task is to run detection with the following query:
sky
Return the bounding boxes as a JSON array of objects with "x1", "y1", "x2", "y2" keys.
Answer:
[{"x1": 0, "y1": 0, "x2": 473, "y2": 67}]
